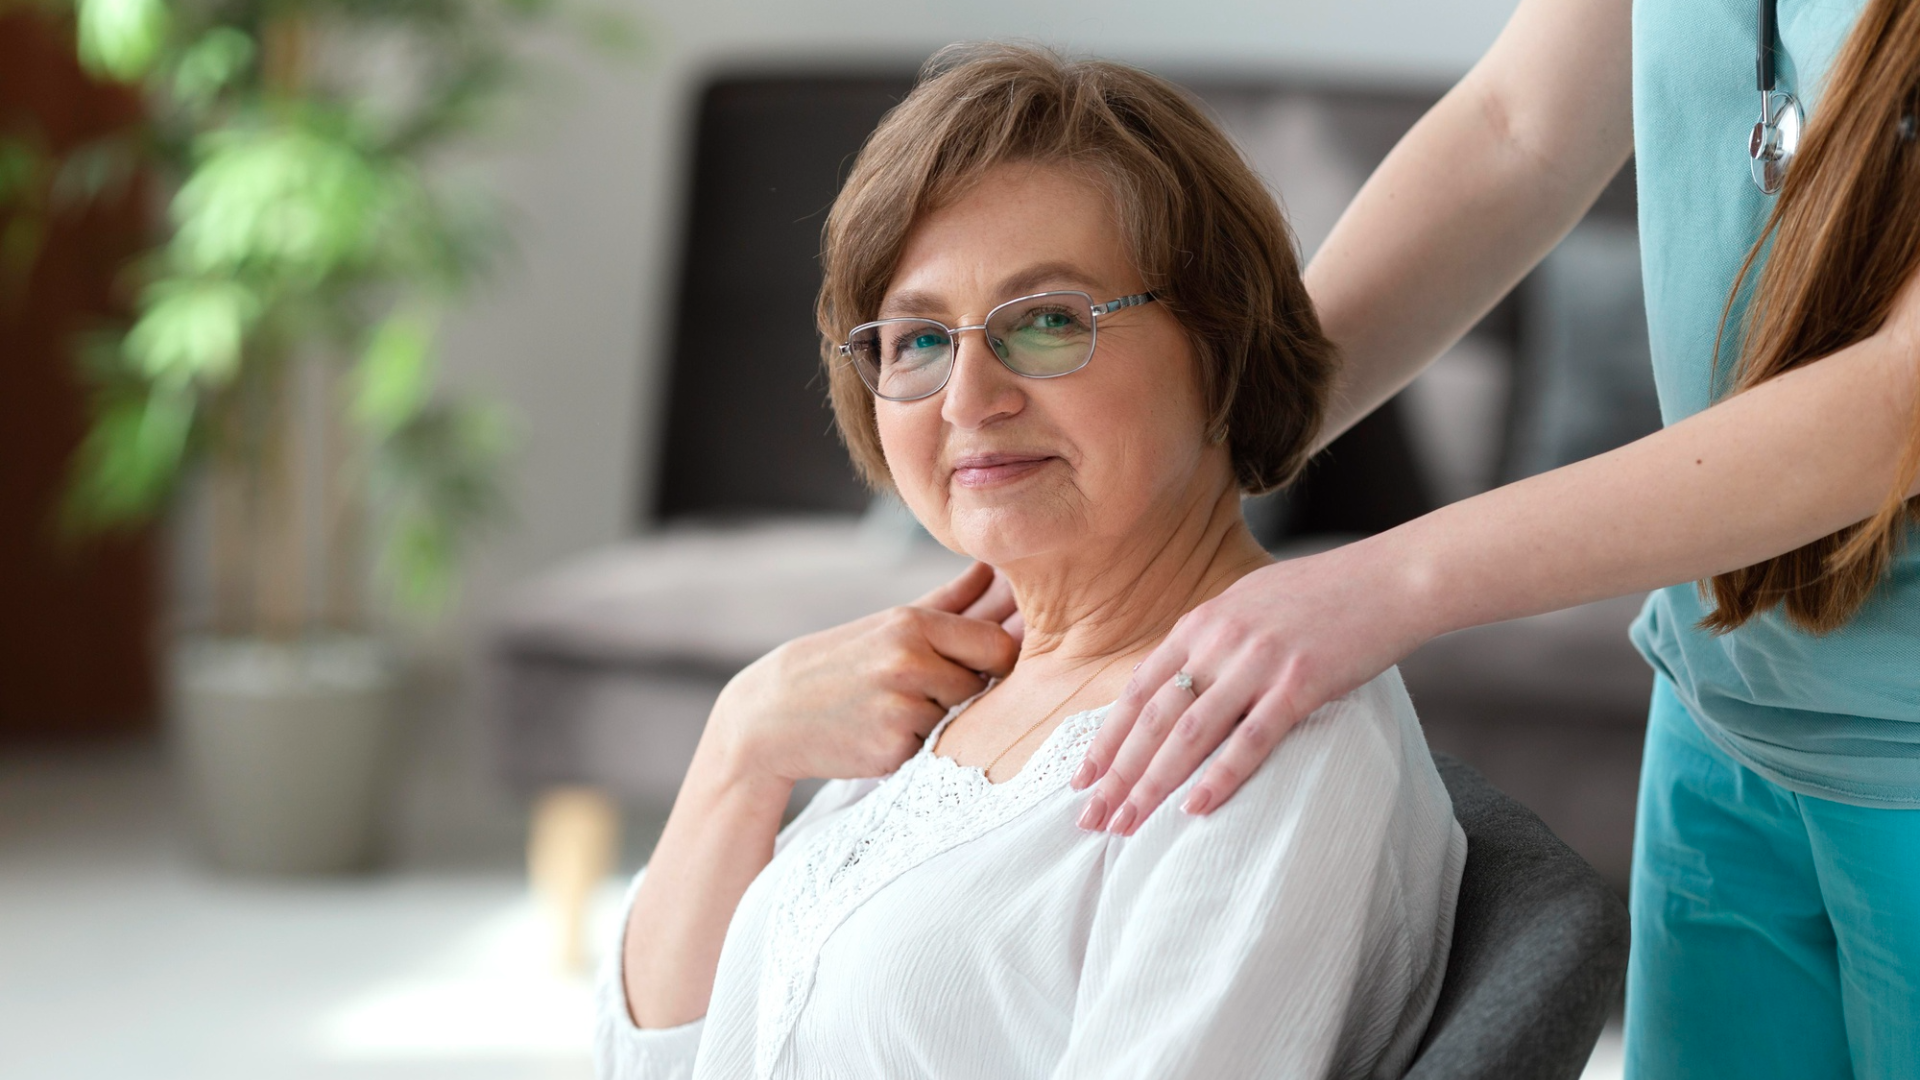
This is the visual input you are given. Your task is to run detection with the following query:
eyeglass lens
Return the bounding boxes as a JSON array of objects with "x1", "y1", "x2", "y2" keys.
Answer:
[{"x1": 847, "y1": 292, "x2": 1097, "y2": 400}]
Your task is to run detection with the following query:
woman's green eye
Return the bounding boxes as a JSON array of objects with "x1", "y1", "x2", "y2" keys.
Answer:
[
  {"x1": 1016, "y1": 309, "x2": 1084, "y2": 336},
  {"x1": 888, "y1": 330, "x2": 948, "y2": 357}
]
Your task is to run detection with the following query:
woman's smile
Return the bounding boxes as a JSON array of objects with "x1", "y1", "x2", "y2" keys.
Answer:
[{"x1": 950, "y1": 452, "x2": 1058, "y2": 489}]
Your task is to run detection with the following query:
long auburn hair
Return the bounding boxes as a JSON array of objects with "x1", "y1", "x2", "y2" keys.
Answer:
[{"x1": 1702, "y1": 0, "x2": 1920, "y2": 635}]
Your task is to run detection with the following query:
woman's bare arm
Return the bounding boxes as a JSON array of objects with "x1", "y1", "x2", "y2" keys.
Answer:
[
  {"x1": 618, "y1": 565, "x2": 1021, "y2": 1027},
  {"x1": 621, "y1": 730, "x2": 792, "y2": 1028},
  {"x1": 1396, "y1": 323, "x2": 1920, "y2": 634},
  {"x1": 1307, "y1": 0, "x2": 1634, "y2": 445}
]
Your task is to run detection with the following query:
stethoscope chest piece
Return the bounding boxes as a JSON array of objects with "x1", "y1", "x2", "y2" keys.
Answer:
[
  {"x1": 1748, "y1": 0, "x2": 1801, "y2": 195},
  {"x1": 1750, "y1": 89, "x2": 1804, "y2": 195}
]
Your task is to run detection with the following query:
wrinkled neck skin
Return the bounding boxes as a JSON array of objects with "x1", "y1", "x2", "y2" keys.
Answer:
[{"x1": 999, "y1": 473, "x2": 1272, "y2": 681}]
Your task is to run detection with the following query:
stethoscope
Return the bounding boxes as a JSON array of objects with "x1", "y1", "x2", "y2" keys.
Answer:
[{"x1": 1749, "y1": 0, "x2": 1803, "y2": 195}]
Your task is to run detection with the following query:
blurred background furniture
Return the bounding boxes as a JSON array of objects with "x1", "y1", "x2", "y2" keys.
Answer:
[
  {"x1": 1408, "y1": 754, "x2": 1630, "y2": 1080},
  {"x1": 489, "y1": 70, "x2": 1661, "y2": 962}
]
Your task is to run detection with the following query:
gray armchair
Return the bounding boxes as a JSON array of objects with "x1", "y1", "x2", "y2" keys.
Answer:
[{"x1": 1409, "y1": 753, "x2": 1630, "y2": 1079}]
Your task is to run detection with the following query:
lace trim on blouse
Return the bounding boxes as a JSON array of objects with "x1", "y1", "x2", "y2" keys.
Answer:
[{"x1": 752, "y1": 697, "x2": 1112, "y2": 1079}]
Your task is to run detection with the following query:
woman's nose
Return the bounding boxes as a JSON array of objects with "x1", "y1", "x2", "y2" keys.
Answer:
[{"x1": 940, "y1": 329, "x2": 1025, "y2": 429}]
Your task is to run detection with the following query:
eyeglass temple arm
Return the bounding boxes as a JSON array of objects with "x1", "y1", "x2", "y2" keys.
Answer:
[{"x1": 1091, "y1": 292, "x2": 1156, "y2": 317}]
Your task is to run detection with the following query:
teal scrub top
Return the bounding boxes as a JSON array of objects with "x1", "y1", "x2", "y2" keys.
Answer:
[{"x1": 1630, "y1": 0, "x2": 1920, "y2": 807}]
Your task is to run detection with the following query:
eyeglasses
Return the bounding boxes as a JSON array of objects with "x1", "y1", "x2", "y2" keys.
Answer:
[{"x1": 838, "y1": 290, "x2": 1158, "y2": 402}]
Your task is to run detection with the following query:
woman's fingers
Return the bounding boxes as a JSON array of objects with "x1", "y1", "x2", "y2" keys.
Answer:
[
  {"x1": 1072, "y1": 639, "x2": 1189, "y2": 792},
  {"x1": 910, "y1": 607, "x2": 1022, "y2": 681},
  {"x1": 913, "y1": 560, "x2": 998, "y2": 615},
  {"x1": 1102, "y1": 669, "x2": 1262, "y2": 833},
  {"x1": 958, "y1": 566, "x2": 1017, "y2": 625},
  {"x1": 913, "y1": 562, "x2": 1022, "y2": 666},
  {"x1": 1185, "y1": 686, "x2": 1311, "y2": 816},
  {"x1": 1075, "y1": 667, "x2": 1199, "y2": 831},
  {"x1": 1072, "y1": 553, "x2": 1404, "y2": 828},
  {"x1": 914, "y1": 644, "x2": 995, "y2": 710}
]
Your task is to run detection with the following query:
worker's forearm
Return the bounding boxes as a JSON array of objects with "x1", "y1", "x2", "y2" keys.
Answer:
[
  {"x1": 1383, "y1": 330, "x2": 1920, "y2": 639},
  {"x1": 1305, "y1": 0, "x2": 1634, "y2": 446},
  {"x1": 621, "y1": 730, "x2": 792, "y2": 1029}
]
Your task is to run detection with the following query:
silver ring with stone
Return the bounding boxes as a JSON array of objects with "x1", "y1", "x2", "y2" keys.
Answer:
[{"x1": 1172, "y1": 671, "x2": 1196, "y2": 695}]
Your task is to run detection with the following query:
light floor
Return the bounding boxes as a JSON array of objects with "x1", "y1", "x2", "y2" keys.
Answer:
[{"x1": 0, "y1": 740, "x2": 1623, "y2": 1080}]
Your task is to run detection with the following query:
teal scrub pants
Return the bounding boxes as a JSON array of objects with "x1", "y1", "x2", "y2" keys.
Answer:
[{"x1": 1625, "y1": 676, "x2": 1920, "y2": 1080}]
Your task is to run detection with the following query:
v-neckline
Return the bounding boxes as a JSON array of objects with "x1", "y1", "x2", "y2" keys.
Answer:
[{"x1": 922, "y1": 678, "x2": 1115, "y2": 788}]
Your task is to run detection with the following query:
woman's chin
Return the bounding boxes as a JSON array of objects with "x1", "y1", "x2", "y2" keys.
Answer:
[{"x1": 943, "y1": 509, "x2": 1080, "y2": 569}]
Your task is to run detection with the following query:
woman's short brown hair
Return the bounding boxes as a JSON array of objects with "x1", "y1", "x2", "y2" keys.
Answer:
[{"x1": 817, "y1": 43, "x2": 1336, "y2": 495}]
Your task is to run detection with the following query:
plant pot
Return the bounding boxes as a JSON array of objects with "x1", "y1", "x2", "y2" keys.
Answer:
[{"x1": 170, "y1": 635, "x2": 400, "y2": 874}]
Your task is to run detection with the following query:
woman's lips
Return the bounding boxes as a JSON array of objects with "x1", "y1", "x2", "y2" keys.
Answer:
[{"x1": 950, "y1": 455, "x2": 1055, "y2": 489}]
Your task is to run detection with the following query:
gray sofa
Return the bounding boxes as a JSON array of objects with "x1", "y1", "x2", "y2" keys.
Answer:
[{"x1": 492, "y1": 514, "x2": 969, "y2": 803}]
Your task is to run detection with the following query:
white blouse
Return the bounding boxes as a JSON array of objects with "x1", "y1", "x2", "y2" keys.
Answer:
[{"x1": 596, "y1": 667, "x2": 1466, "y2": 1080}]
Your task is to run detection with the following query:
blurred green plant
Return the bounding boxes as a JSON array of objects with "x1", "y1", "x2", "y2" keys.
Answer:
[{"x1": 0, "y1": 0, "x2": 639, "y2": 632}]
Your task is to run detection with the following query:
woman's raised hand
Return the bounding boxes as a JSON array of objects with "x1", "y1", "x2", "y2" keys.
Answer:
[
  {"x1": 1071, "y1": 539, "x2": 1438, "y2": 831},
  {"x1": 704, "y1": 561, "x2": 1023, "y2": 784}
]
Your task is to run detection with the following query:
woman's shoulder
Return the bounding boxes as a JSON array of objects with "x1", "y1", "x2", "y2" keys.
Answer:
[
  {"x1": 1106, "y1": 664, "x2": 1462, "y2": 927},
  {"x1": 1178, "y1": 666, "x2": 1455, "y2": 843},
  {"x1": 1273, "y1": 667, "x2": 1439, "y2": 787}
]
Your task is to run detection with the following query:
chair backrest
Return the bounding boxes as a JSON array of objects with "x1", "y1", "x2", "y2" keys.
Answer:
[
  {"x1": 1407, "y1": 753, "x2": 1629, "y2": 1080},
  {"x1": 651, "y1": 74, "x2": 914, "y2": 523}
]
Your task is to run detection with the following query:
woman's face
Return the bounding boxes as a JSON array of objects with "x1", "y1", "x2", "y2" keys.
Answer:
[{"x1": 874, "y1": 162, "x2": 1227, "y2": 572}]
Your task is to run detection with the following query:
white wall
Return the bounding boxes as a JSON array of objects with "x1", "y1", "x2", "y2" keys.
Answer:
[{"x1": 438, "y1": 0, "x2": 1524, "y2": 626}]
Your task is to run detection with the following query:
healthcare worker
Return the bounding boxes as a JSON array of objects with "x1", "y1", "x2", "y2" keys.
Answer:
[{"x1": 1065, "y1": 0, "x2": 1920, "y2": 1074}]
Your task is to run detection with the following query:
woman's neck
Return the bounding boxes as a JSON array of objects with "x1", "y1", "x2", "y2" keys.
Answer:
[{"x1": 1004, "y1": 484, "x2": 1272, "y2": 673}]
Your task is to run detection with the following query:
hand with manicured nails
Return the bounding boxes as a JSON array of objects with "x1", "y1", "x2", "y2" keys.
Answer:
[
  {"x1": 1069, "y1": 538, "x2": 1435, "y2": 831},
  {"x1": 703, "y1": 561, "x2": 1024, "y2": 784}
]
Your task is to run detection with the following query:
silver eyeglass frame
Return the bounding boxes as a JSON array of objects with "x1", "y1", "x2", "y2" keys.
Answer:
[{"x1": 836, "y1": 290, "x2": 1158, "y2": 402}]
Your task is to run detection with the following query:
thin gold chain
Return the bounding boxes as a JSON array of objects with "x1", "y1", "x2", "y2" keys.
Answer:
[{"x1": 980, "y1": 651, "x2": 1130, "y2": 781}]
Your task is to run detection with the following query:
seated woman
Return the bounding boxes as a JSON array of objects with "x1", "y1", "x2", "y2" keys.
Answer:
[{"x1": 596, "y1": 44, "x2": 1466, "y2": 1080}]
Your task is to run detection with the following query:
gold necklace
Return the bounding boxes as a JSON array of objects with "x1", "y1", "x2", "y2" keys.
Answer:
[{"x1": 978, "y1": 651, "x2": 1130, "y2": 781}]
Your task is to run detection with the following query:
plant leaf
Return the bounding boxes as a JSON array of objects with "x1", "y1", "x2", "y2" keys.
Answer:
[
  {"x1": 76, "y1": 0, "x2": 173, "y2": 82},
  {"x1": 171, "y1": 121, "x2": 404, "y2": 281},
  {"x1": 124, "y1": 278, "x2": 260, "y2": 385},
  {"x1": 0, "y1": 134, "x2": 44, "y2": 207},
  {"x1": 353, "y1": 305, "x2": 437, "y2": 438},
  {"x1": 49, "y1": 134, "x2": 143, "y2": 210},
  {"x1": 65, "y1": 388, "x2": 196, "y2": 529},
  {"x1": 562, "y1": 5, "x2": 648, "y2": 61},
  {"x1": 172, "y1": 27, "x2": 255, "y2": 109},
  {"x1": 373, "y1": 397, "x2": 514, "y2": 615}
]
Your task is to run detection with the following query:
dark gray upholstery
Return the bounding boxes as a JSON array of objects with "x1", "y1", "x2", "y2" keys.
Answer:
[{"x1": 1407, "y1": 753, "x2": 1629, "y2": 1080}]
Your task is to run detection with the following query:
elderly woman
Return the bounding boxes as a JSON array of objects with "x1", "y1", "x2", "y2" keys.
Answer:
[{"x1": 596, "y1": 45, "x2": 1466, "y2": 1080}]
